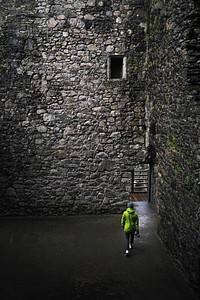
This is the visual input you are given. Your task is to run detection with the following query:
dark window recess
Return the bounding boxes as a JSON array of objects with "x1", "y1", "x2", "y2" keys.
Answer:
[{"x1": 110, "y1": 56, "x2": 124, "y2": 79}]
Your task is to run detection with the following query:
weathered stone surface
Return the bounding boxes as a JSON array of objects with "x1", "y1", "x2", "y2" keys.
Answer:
[
  {"x1": 145, "y1": 0, "x2": 200, "y2": 294},
  {"x1": 6, "y1": 187, "x2": 16, "y2": 197},
  {"x1": 0, "y1": 0, "x2": 146, "y2": 217}
]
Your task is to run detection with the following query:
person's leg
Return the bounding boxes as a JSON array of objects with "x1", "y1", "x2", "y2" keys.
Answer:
[
  {"x1": 130, "y1": 231, "x2": 135, "y2": 248},
  {"x1": 125, "y1": 232, "x2": 130, "y2": 251}
]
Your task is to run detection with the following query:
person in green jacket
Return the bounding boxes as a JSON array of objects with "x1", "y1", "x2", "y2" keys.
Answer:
[{"x1": 121, "y1": 202, "x2": 139, "y2": 256}]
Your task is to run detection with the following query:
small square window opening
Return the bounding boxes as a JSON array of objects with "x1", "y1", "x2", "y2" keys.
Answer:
[{"x1": 107, "y1": 55, "x2": 126, "y2": 80}]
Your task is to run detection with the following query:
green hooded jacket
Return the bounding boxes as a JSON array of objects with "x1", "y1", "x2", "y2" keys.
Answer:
[{"x1": 121, "y1": 207, "x2": 139, "y2": 233}]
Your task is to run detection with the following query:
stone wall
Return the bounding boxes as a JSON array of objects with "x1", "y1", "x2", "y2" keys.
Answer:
[
  {"x1": 0, "y1": 0, "x2": 147, "y2": 215},
  {"x1": 0, "y1": 0, "x2": 199, "y2": 295},
  {"x1": 145, "y1": 0, "x2": 200, "y2": 293}
]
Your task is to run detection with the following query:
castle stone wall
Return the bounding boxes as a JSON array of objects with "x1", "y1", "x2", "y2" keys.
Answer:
[
  {"x1": 0, "y1": 0, "x2": 147, "y2": 215},
  {"x1": 145, "y1": 0, "x2": 200, "y2": 293}
]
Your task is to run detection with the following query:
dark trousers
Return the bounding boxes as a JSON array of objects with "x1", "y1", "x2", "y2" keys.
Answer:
[{"x1": 125, "y1": 231, "x2": 135, "y2": 250}]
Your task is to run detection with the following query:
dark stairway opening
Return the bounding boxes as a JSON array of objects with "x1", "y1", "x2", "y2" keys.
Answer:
[{"x1": 131, "y1": 164, "x2": 149, "y2": 202}]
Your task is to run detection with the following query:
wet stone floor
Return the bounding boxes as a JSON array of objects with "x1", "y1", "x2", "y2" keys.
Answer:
[{"x1": 0, "y1": 202, "x2": 198, "y2": 300}]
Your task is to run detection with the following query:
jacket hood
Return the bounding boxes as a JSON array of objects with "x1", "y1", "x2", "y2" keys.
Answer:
[{"x1": 126, "y1": 207, "x2": 135, "y2": 214}]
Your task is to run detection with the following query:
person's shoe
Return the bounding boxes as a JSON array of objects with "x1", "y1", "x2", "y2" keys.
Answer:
[
  {"x1": 125, "y1": 250, "x2": 129, "y2": 256},
  {"x1": 129, "y1": 243, "x2": 133, "y2": 249}
]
